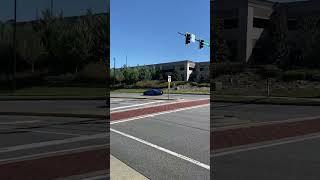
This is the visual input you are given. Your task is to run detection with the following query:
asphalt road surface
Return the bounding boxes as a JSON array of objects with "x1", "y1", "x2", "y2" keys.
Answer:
[
  {"x1": 111, "y1": 97, "x2": 210, "y2": 180},
  {"x1": 212, "y1": 102, "x2": 320, "y2": 128},
  {"x1": 213, "y1": 133, "x2": 320, "y2": 180},
  {"x1": 212, "y1": 102, "x2": 320, "y2": 180},
  {"x1": 0, "y1": 99, "x2": 109, "y2": 179}
]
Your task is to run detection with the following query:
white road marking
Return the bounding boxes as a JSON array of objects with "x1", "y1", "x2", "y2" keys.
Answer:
[
  {"x1": 31, "y1": 130, "x2": 82, "y2": 136},
  {"x1": 0, "y1": 144, "x2": 108, "y2": 164},
  {"x1": 0, "y1": 120, "x2": 40, "y2": 125},
  {"x1": 213, "y1": 115, "x2": 320, "y2": 132},
  {"x1": 111, "y1": 101, "x2": 164, "y2": 111},
  {"x1": 213, "y1": 133, "x2": 320, "y2": 157},
  {"x1": 0, "y1": 133, "x2": 108, "y2": 153},
  {"x1": 111, "y1": 128, "x2": 210, "y2": 170},
  {"x1": 111, "y1": 100, "x2": 186, "y2": 113},
  {"x1": 110, "y1": 99, "x2": 124, "y2": 102},
  {"x1": 111, "y1": 104, "x2": 209, "y2": 125},
  {"x1": 111, "y1": 98, "x2": 209, "y2": 113}
]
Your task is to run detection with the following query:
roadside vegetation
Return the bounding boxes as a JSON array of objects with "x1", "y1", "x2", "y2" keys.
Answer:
[
  {"x1": 110, "y1": 65, "x2": 210, "y2": 94},
  {"x1": 0, "y1": 9, "x2": 109, "y2": 95}
]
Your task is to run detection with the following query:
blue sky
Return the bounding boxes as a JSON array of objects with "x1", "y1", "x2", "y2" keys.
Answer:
[
  {"x1": 111, "y1": 0, "x2": 210, "y2": 68},
  {"x1": 0, "y1": 0, "x2": 108, "y2": 22}
]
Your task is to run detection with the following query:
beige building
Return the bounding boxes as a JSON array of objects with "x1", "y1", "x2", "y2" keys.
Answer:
[
  {"x1": 140, "y1": 60, "x2": 209, "y2": 81},
  {"x1": 213, "y1": 0, "x2": 319, "y2": 62}
]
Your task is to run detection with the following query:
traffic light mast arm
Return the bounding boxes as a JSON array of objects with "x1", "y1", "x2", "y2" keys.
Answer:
[{"x1": 177, "y1": 32, "x2": 210, "y2": 47}]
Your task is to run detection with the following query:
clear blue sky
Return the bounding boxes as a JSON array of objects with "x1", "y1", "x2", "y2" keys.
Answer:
[
  {"x1": 0, "y1": 0, "x2": 108, "y2": 22},
  {"x1": 111, "y1": 0, "x2": 210, "y2": 68}
]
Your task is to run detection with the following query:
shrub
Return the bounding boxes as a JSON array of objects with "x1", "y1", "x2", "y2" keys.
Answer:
[
  {"x1": 257, "y1": 65, "x2": 282, "y2": 79},
  {"x1": 282, "y1": 70, "x2": 306, "y2": 81},
  {"x1": 304, "y1": 70, "x2": 320, "y2": 82},
  {"x1": 213, "y1": 62, "x2": 246, "y2": 77},
  {"x1": 135, "y1": 80, "x2": 167, "y2": 89},
  {"x1": 77, "y1": 62, "x2": 107, "y2": 83}
]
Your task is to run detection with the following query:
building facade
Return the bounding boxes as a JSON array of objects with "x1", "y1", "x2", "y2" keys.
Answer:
[
  {"x1": 213, "y1": 0, "x2": 320, "y2": 62},
  {"x1": 132, "y1": 60, "x2": 209, "y2": 82}
]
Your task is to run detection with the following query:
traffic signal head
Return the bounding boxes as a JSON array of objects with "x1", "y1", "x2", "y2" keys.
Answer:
[
  {"x1": 199, "y1": 40, "x2": 205, "y2": 49},
  {"x1": 185, "y1": 33, "x2": 191, "y2": 45}
]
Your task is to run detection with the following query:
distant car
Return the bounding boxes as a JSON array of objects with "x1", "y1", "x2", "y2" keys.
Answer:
[{"x1": 143, "y1": 89, "x2": 163, "y2": 96}]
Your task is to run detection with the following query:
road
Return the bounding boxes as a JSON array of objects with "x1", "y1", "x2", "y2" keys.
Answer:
[
  {"x1": 212, "y1": 102, "x2": 320, "y2": 128},
  {"x1": 212, "y1": 102, "x2": 320, "y2": 180},
  {"x1": 213, "y1": 133, "x2": 320, "y2": 180},
  {"x1": 110, "y1": 96, "x2": 210, "y2": 180},
  {"x1": 0, "y1": 100, "x2": 108, "y2": 180}
]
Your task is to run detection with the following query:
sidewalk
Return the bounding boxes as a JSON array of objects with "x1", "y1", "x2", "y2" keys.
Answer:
[{"x1": 111, "y1": 155, "x2": 148, "y2": 180}]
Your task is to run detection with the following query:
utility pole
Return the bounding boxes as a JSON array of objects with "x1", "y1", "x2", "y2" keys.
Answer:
[
  {"x1": 12, "y1": 0, "x2": 17, "y2": 92},
  {"x1": 113, "y1": 58, "x2": 116, "y2": 86},
  {"x1": 50, "y1": 0, "x2": 53, "y2": 16},
  {"x1": 126, "y1": 55, "x2": 128, "y2": 67}
]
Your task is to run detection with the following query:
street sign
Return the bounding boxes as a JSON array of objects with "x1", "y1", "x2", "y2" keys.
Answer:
[
  {"x1": 168, "y1": 75, "x2": 171, "y2": 82},
  {"x1": 191, "y1": 34, "x2": 196, "y2": 43}
]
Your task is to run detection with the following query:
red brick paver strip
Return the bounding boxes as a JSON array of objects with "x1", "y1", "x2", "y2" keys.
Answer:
[
  {"x1": 111, "y1": 99, "x2": 209, "y2": 121},
  {"x1": 212, "y1": 117, "x2": 320, "y2": 150},
  {"x1": 0, "y1": 147, "x2": 109, "y2": 180}
]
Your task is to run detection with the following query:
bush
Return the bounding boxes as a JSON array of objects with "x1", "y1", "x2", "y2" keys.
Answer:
[
  {"x1": 257, "y1": 65, "x2": 282, "y2": 79},
  {"x1": 213, "y1": 62, "x2": 246, "y2": 77},
  {"x1": 135, "y1": 80, "x2": 167, "y2": 88},
  {"x1": 305, "y1": 70, "x2": 320, "y2": 82},
  {"x1": 77, "y1": 62, "x2": 107, "y2": 83},
  {"x1": 283, "y1": 70, "x2": 306, "y2": 81}
]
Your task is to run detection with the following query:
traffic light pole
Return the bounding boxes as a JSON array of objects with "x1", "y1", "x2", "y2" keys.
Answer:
[
  {"x1": 177, "y1": 32, "x2": 210, "y2": 48},
  {"x1": 13, "y1": 0, "x2": 17, "y2": 92}
]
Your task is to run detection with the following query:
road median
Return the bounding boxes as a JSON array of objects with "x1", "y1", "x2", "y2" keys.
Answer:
[
  {"x1": 212, "y1": 116, "x2": 320, "y2": 150},
  {"x1": 212, "y1": 95, "x2": 320, "y2": 106},
  {"x1": 111, "y1": 99, "x2": 209, "y2": 121}
]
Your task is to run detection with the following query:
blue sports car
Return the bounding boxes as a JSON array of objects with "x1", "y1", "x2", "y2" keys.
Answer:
[{"x1": 143, "y1": 89, "x2": 163, "y2": 96}]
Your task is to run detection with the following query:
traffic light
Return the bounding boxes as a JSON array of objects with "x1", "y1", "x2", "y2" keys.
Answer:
[
  {"x1": 185, "y1": 33, "x2": 191, "y2": 45},
  {"x1": 199, "y1": 39, "x2": 205, "y2": 49}
]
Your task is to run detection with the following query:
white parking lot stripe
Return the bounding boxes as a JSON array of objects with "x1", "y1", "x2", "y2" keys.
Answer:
[{"x1": 111, "y1": 128, "x2": 210, "y2": 170}]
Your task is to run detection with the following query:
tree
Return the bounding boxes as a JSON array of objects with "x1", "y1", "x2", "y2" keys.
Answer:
[
  {"x1": 115, "y1": 70, "x2": 125, "y2": 83},
  {"x1": 295, "y1": 15, "x2": 320, "y2": 68},
  {"x1": 138, "y1": 66, "x2": 152, "y2": 81},
  {"x1": 172, "y1": 69, "x2": 181, "y2": 81}
]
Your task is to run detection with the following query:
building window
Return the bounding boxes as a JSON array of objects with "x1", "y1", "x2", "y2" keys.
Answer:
[
  {"x1": 162, "y1": 69, "x2": 174, "y2": 73},
  {"x1": 288, "y1": 19, "x2": 298, "y2": 31},
  {"x1": 252, "y1": 39, "x2": 257, "y2": 48},
  {"x1": 253, "y1": 17, "x2": 270, "y2": 28},
  {"x1": 200, "y1": 67, "x2": 204, "y2": 71},
  {"x1": 223, "y1": 18, "x2": 238, "y2": 29}
]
